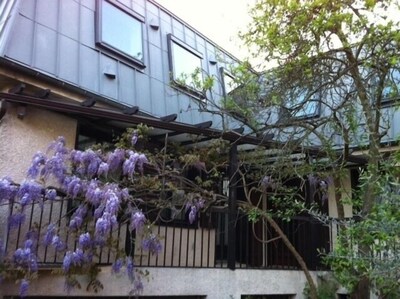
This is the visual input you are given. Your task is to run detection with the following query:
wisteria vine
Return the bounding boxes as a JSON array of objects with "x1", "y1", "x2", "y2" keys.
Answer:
[{"x1": 0, "y1": 134, "x2": 185, "y2": 297}]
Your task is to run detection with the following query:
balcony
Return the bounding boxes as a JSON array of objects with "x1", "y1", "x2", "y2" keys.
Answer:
[{"x1": 2, "y1": 199, "x2": 332, "y2": 271}]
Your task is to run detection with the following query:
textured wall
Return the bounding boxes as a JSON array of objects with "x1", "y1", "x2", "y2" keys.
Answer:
[{"x1": 0, "y1": 104, "x2": 77, "y2": 182}]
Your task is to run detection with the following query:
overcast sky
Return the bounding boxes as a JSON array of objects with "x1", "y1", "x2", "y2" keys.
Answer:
[{"x1": 155, "y1": 0, "x2": 256, "y2": 60}]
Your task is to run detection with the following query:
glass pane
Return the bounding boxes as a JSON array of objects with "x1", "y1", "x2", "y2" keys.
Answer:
[
  {"x1": 172, "y1": 41, "x2": 203, "y2": 90},
  {"x1": 383, "y1": 69, "x2": 400, "y2": 100},
  {"x1": 224, "y1": 73, "x2": 237, "y2": 95},
  {"x1": 101, "y1": 1, "x2": 143, "y2": 61},
  {"x1": 287, "y1": 90, "x2": 318, "y2": 118}
]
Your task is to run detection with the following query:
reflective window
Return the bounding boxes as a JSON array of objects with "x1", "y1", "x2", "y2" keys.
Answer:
[
  {"x1": 97, "y1": 0, "x2": 144, "y2": 64},
  {"x1": 223, "y1": 72, "x2": 237, "y2": 95},
  {"x1": 168, "y1": 34, "x2": 203, "y2": 92},
  {"x1": 285, "y1": 89, "x2": 319, "y2": 118},
  {"x1": 382, "y1": 69, "x2": 400, "y2": 101}
]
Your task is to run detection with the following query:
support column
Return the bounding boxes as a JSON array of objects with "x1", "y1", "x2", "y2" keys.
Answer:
[{"x1": 227, "y1": 144, "x2": 238, "y2": 270}]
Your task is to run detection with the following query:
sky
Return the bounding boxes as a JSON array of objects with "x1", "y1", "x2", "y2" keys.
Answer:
[{"x1": 155, "y1": 0, "x2": 256, "y2": 60}]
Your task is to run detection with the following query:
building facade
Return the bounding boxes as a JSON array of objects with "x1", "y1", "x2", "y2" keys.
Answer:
[{"x1": 0, "y1": 1, "x2": 366, "y2": 298}]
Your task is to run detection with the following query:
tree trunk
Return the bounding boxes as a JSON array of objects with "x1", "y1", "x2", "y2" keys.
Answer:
[
  {"x1": 351, "y1": 276, "x2": 370, "y2": 299},
  {"x1": 264, "y1": 214, "x2": 319, "y2": 299}
]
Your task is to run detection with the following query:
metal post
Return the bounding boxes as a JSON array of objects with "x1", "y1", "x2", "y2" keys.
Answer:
[{"x1": 227, "y1": 144, "x2": 238, "y2": 270}]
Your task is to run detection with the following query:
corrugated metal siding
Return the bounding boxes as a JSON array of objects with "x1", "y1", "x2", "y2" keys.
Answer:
[{"x1": 1, "y1": 0, "x2": 236, "y2": 129}]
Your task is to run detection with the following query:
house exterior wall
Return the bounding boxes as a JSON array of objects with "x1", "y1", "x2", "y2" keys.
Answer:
[
  {"x1": 0, "y1": 267, "x2": 314, "y2": 299},
  {"x1": 0, "y1": 1, "x2": 365, "y2": 299},
  {"x1": 0, "y1": 0, "x2": 236, "y2": 129},
  {"x1": 0, "y1": 104, "x2": 77, "y2": 182}
]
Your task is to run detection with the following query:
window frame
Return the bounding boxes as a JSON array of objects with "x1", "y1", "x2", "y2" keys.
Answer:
[
  {"x1": 220, "y1": 68, "x2": 238, "y2": 96},
  {"x1": 95, "y1": 0, "x2": 145, "y2": 67},
  {"x1": 167, "y1": 34, "x2": 204, "y2": 97},
  {"x1": 281, "y1": 88, "x2": 321, "y2": 120},
  {"x1": 381, "y1": 69, "x2": 400, "y2": 106}
]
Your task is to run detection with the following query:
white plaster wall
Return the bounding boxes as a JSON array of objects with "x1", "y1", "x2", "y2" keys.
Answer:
[{"x1": 0, "y1": 267, "x2": 315, "y2": 299}]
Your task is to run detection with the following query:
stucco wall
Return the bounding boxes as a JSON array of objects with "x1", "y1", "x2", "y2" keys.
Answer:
[
  {"x1": 0, "y1": 104, "x2": 77, "y2": 181},
  {"x1": 0, "y1": 105, "x2": 77, "y2": 273},
  {"x1": 0, "y1": 267, "x2": 315, "y2": 299}
]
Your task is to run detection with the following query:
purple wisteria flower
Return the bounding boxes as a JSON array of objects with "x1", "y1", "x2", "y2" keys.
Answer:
[
  {"x1": 65, "y1": 176, "x2": 82, "y2": 199},
  {"x1": 126, "y1": 256, "x2": 135, "y2": 282},
  {"x1": 27, "y1": 152, "x2": 46, "y2": 178},
  {"x1": 130, "y1": 210, "x2": 146, "y2": 232},
  {"x1": 104, "y1": 189, "x2": 120, "y2": 214},
  {"x1": 0, "y1": 177, "x2": 17, "y2": 202},
  {"x1": 17, "y1": 180, "x2": 43, "y2": 207},
  {"x1": 62, "y1": 249, "x2": 85, "y2": 273},
  {"x1": 42, "y1": 152, "x2": 67, "y2": 183},
  {"x1": 85, "y1": 180, "x2": 103, "y2": 206},
  {"x1": 107, "y1": 148, "x2": 126, "y2": 173},
  {"x1": 13, "y1": 239, "x2": 38, "y2": 272},
  {"x1": 78, "y1": 232, "x2": 91, "y2": 249},
  {"x1": 81, "y1": 150, "x2": 102, "y2": 178},
  {"x1": 97, "y1": 162, "x2": 109, "y2": 178},
  {"x1": 112, "y1": 258, "x2": 123, "y2": 274},
  {"x1": 45, "y1": 188, "x2": 57, "y2": 201},
  {"x1": 20, "y1": 279, "x2": 29, "y2": 298},
  {"x1": 123, "y1": 151, "x2": 139, "y2": 177},
  {"x1": 69, "y1": 205, "x2": 88, "y2": 230},
  {"x1": 185, "y1": 197, "x2": 205, "y2": 224},
  {"x1": 131, "y1": 131, "x2": 138, "y2": 146},
  {"x1": 43, "y1": 224, "x2": 56, "y2": 246},
  {"x1": 142, "y1": 234, "x2": 162, "y2": 255},
  {"x1": 188, "y1": 206, "x2": 197, "y2": 224},
  {"x1": 51, "y1": 235, "x2": 65, "y2": 251},
  {"x1": 47, "y1": 136, "x2": 68, "y2": 155},
  {"x1": 95, "y1": 212, "x2": 117, "y2": 238}
]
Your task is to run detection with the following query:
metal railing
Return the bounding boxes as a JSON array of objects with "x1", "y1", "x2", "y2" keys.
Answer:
[{"x1": 2, "y1": 201, "x2": 332, "y2": 270}]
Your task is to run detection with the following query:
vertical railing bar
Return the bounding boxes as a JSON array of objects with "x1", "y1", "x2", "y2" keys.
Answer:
[
  {"x1": 43, "y1": 200, "x2": 54, "y2": 263},
  {"x1": 36, "y1": 201, "x2": 45, "y2": 262},
  {"x1": 192, "y1": 226, "x2": 197, "y2": 267},
  {"x1": 59, "y1": 199, "x2": 68, "y2": 263},
  {"x1": 185, "y1": 224, "x2": 190, "y2": 267},
  {"x1": 200, "y1": 226, "x2": 204, "y2": 267},
  {"x1": 160, "y1": 225, "x2": 166, "y2": 267},
  {"x1": 171, "y1": 226, "x2": 175, "y2": 267},
  {"x1": 178, "y1": 225, "x2": 183, "y2": 267}
]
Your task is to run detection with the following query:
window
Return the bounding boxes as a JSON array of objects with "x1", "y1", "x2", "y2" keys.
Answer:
[
  {"x1": 168, "y1": 34, "x2": 203, "y2": 93},
  {"x1": 283, "y1": 88, "x2": 319, "y2": 119},
  {"x1": 222, "y1": 70, "x2": 237, "y2": 95},
  {"x1": 96, "y1": 0, "x2": 144, "y2": 65},
  {"x1": 382, "y1": 69, "x2": 400, "y2": 102}
]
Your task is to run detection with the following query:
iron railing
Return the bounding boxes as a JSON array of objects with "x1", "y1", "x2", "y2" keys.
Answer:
[{"x1": 2, "y1": 200, "x2": 332, "y2": 270}]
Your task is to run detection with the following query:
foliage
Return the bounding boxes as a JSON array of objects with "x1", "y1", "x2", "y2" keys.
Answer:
[
  {"x1": 0, "y1": 130, "x2": 225, "y2": 297},
  {"x1": 303, "y1": 273, "x2": 339, "y2": 299},
  {"x1": 325, "y1": 158, "x2": 400, "y2": 298},
  {"x1": 238, "y1": 0, "x2": 400, "y2": 298}
]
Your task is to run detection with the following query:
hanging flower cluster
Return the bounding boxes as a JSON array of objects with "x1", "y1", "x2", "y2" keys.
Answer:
[
  {"x1": 0, "y1": 135, "x2": 167, "y2": 297},
  {"x1": 185, "y1": 196, "x2": 205, "y2": 224}
]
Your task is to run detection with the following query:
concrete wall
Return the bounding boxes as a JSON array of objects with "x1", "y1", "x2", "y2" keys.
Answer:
[{"x1": 0, "y1": 267, "x2": 314, "y2": 299}]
